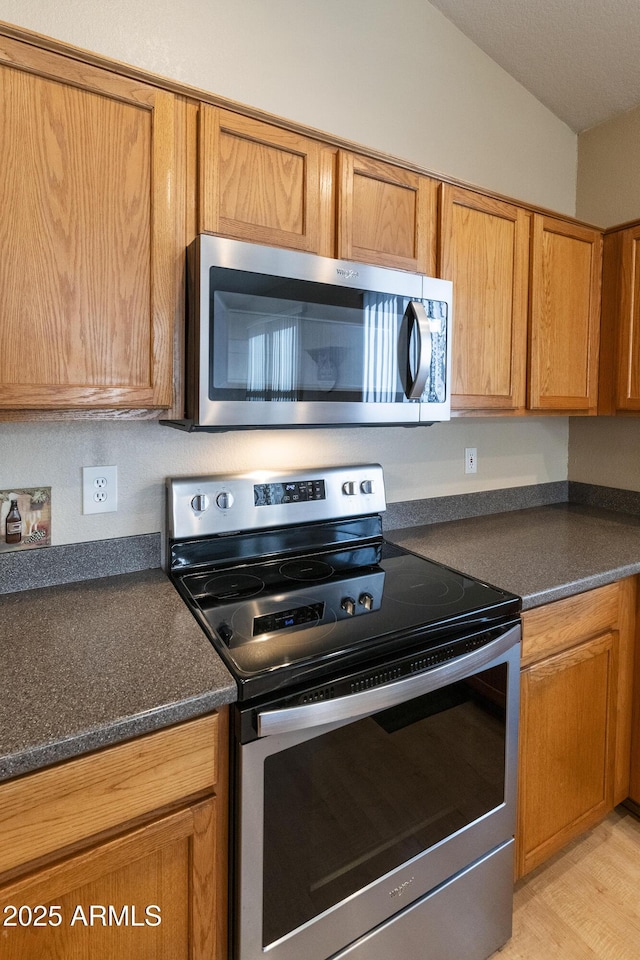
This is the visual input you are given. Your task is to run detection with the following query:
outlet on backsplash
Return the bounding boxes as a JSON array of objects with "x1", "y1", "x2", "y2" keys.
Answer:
[{"x1": 0, "y1": 487, "x2": 51, "y2": 553}]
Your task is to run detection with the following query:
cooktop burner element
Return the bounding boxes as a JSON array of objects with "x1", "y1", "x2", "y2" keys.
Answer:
[
  {"x1": 167, "y1": 464, "x2": 521, "y2": 701},
  {"x1": 203, "y1": 572, "x2": 265, "y2": 600},
  {"x1": 279, "y1": 558, "x2": 334, "y2": 581}
]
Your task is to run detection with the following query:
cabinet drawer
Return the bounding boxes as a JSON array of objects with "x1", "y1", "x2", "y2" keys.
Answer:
[
  {"x1": 0, "y1": 714, "x2": 219, "y2": 876},
  {"x1": 521, "y1": 582, "x2": 620, "y2": 667}
]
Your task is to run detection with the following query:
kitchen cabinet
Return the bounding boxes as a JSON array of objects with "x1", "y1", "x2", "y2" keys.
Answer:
[
  {"x1": 0, "y1": 710, "x2": 228, "y2": 960},
  {"x1": 198, "y1": 105, "x2": 335, "y2": 256},
  {"x1": 0, "y1": 35, "x2": 186, "y2": 414},
  {"x1": 438, "y1": 184, "x2": 529, "y2": 412},
  {"x1": 516, "y1": 579, "x2": 635, "y2": 878},
  {"x1": 598, "y1": 220, "x2": 640, "y2": 415},
  {"x1": 528, "y1": 214, "x2": 602, "y2": 414},
  {"x1": 337, "y1": 152, "x2": 438, "y2": 274}
]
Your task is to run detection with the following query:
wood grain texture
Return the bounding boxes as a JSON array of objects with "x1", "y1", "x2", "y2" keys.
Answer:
[
  {"x1": 0, "y1": 714, "x2": 219, "y2": 876},
  {"x1": 517, "y1": 631, "x2": 617, "y2": 877},
  {"x1": 496, "y1": 809, "x2": 640, "y2": 960},
  {"x1": 528, "y1": 214, "x2": 602, "y2": 413},
  {"x1": 599, "y1": 223, "x2": 640, "y2": 413},
  {"x1": 439, "y1": 184, "x2": 529, "y2": 411},
  {"x1": 0, "y1": 800, "x2": 217, "y2": 960},
  {"x1": 0, "y1": 35, "x2": 181, "y2": 411},
  {"x1": 337, "y1": 151, "x2": 437, "y2": 274},
  {"x1": 198, "y1": 106, "x2": 334, "y2": 254},
  {"x1": 521, "y1": 581, "x2": 620, "y2": 668}
]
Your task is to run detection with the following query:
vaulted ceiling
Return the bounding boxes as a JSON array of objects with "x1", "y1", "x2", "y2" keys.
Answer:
[{"x1": 429, "y1": 0, "x2": 640, "y2": 132}]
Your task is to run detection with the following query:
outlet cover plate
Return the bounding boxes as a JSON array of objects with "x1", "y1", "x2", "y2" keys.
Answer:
[{"x1": 82, "y1": 465, "x2": 118, "y2": 514}]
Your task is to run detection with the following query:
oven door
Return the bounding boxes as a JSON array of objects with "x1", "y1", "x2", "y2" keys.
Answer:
[
  {"x1": 188, "y1": 235, "x2": 452, "y2": 428},
  {"x1": 233, "y1": 624, "x2": 520, "y2": 960}
]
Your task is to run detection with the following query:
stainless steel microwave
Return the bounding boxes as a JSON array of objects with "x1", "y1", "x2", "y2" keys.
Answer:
[{"x1": 170, "y1": 235, "x2": 453, "y2": 431}]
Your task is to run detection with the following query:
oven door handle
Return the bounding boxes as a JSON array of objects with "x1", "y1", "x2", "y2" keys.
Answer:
[{"x1": 256, "y1": 623, "x2": 520, "y2": 737}]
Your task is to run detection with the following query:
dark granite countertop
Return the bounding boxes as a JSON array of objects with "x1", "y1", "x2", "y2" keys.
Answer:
[
  {"x1": 386, "y1": 503, "x2": 640, "y2": 610},
  {"x1": 0, "y1": 568, "x2": 236, "y2": 782}
]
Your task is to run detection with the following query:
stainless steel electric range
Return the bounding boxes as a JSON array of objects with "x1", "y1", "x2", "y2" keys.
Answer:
[{"x1": 167, "y1": 464, "x2": 521, "y2": 960}]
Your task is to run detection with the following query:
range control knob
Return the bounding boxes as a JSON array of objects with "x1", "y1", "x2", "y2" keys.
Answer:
[
  {"x1": 215, "y1": 491, "x2": 234, "y2": 510},
  {"x1": 190, "y1": 494, "x2": 210, "y2": 514},
  {"x1": 360, "y1": 479, "x2": 374, "y2": 495},
  {"x1": 358, "y1": 592, "x2": 374, "y2": 611},
  {"x1": 342, "y1": 481, "x2": 357, "y2": 496},
  {"x1": 341, "y1": 596, "x2": 357, "y2": 617}
]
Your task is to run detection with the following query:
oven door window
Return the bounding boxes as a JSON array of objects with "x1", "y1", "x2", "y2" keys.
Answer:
[
  {"x1": 261, "y1": 665, "x2": 506, "y2": 948},
  {"x1": 208, "y1": 267, "x2": 447, "y2": 404}
]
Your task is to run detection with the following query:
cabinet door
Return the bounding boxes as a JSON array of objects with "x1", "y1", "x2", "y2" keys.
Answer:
[
  {"x1": 528, "y1": 215, "x2": 602, "y2": 413},
  {"x1": 199, "y1": 106, "x2": 334, "y2": 256},
  {"x1": 0, "y1": 800, "x2": 219, "y2": 960},
  {"x1": 600, "y1": 225, "x2": 640, "y2": 413},
  {"x1": 0, "y1": 37, "x2": 182, "y2": 411},
  {"x1": 517, "y1": 632, "x2": 617, "y2": 877},
  {"x1": 439, "y1": 185, "x2": 529, "y2": 411},
  {"x1": 337, "y1": 152, "x2": 437, "y2": 274}
]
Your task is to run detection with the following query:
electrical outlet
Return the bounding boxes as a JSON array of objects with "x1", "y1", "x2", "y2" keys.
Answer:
[
  {"x1": 82, "y1": 465, "x2": 118, "y2": 514},
  {"x1": 465, "y1": 447, "x2": 477, "y2": 475}
]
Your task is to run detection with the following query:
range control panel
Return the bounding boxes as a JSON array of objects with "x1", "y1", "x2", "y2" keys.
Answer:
[{"x1": 168, "y1": 464, "x2": 386, "y2": 539}]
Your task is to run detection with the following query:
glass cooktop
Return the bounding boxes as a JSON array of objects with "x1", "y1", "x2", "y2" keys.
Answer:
[{"x1": 171, "y1": 532, "x2": 520, "y2": 701}]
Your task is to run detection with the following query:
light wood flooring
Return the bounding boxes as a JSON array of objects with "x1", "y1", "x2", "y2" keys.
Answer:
[{"x1": 494, "y1": 807, "x2": 640, "y2": 959}]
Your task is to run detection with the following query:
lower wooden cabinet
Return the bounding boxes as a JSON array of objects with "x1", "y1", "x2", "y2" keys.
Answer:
[
  {"x1": 516, "y1": 580, "x2": 636, "y2": 878},
  {"x1": 0, "y1": 710, "x2": 228, "y2": 959}
]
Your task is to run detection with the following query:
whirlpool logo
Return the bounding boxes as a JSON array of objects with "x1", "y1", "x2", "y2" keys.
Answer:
[
  {"x1": 389, "y1": 877, "x2": 415, "y2": 899},
  {"x1": 336, "y1": 267, "x2": 359, "y2": 280}
]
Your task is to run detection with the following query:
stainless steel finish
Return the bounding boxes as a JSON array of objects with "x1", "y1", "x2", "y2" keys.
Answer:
[
  {"x1": 342, "y1": 481, "x2": 357, "y2": 495},
  {"x1": 167, "y1": 464, "x2": 386, "y2": 539},
  {"x1": 330, "y1": 841, "x2": 514, "y2": 960},
  {"x1": 190, "y1": 494, "x2": 209, "y2": 513},
  {"x1": 236, "y1": 632, "x2": 520, "y2": 960},
  {"x1": 257, "y1": 624, "x2": 519, "y2": 737},
  {"x1": 403, "y1": 301, "x2": 432, "y2": 399},
  {"x1": 358, "y1": 592, "x2": 374, "y2": 610},
  {"x1": 186, "y1": 235, "x2": 453, "y2": 429}
]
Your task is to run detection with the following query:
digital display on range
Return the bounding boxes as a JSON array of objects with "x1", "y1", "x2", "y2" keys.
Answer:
[
  {"x1": 253, "y1": 602, "x2": 325, "y2": 635},
  {"x1": 254, "y1": 479, "x2": 326, "y2": 506}
]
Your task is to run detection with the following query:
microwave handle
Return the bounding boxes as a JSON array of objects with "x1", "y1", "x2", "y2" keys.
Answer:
[{"x1": 402, "y1": 301, "x2": 432, "y2": 399}]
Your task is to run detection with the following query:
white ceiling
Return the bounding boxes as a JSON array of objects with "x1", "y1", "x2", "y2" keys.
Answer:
[{"x1": 428, "y1": 0, "x2": 640, "y2": 132}]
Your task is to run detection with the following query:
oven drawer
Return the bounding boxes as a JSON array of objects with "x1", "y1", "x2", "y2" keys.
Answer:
[{"x1": 331, "y1": 840, "x2": 514, "y2": 960}]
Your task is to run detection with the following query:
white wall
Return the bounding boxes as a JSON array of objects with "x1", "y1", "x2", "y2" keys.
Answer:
[
  {"x1": 0, "y1": 419, "x2": 569, "y2": 545},
  {"x1": 577, "y1": 105, "x2": 640, "y2": 228},
  {"x1": 0, "y1": 0, "x2": 576, "y2": 546},
  {"x1": 571, "y1": 106, "x2": 640, "y2": 488}
]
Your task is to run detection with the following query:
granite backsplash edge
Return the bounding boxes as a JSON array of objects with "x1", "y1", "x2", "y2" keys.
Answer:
[{"x1": 1, "y1": 482, "x2": 638, "y2": 594}]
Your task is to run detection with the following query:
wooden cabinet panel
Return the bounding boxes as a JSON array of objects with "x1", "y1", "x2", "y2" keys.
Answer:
[
  {"x1": 600, "y1": 224, "x2": 640, "y2": 413},
  {"x1": 338, "y1": 152, "x2": 437, "y2": 274},
  {"x1": 0, "y1": 36, "x2": 182, "y2": 411},
  {"x1": 0, "y1": 714, "x2": 219, "y2": 876},
  {"x1": 517, "y1": 578, "x2": 636, "y2": 878},
  {"x1": 0, "y1": 710, "x2": 228, "y2": 959},
  {"x1": 439, "y1": 185, "x2": 529, "y2": 411},
  {"x1": 199, "y1": 106, "x2": 334, "y2": 256},
  {"x1": 528, "y1": 215, "x2": 602, "y2": 413},
  {"x1": 0, "y1": 800, "x2": 217, "y2": 960},
  {"x1": 518, "y1": 631, "x2": 616, "y2": 877}
]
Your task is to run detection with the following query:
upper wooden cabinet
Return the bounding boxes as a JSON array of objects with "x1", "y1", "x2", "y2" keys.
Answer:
[
  {"x1": 337, "y1": 152, "x2": 437, "y2": 274},
  {"x1": 198, "y1": 106, "x2": 335, "y2": 256},
  {"x1": 439, "y1": 184, "x2": 529, "y2": 411},
  {"x1": 599, "y1": 222, "x2": 640, "y2": 414},
  {"x1": 0, "y1": 36, "x2": 184, "y2": 412},
  {"x1": 528, "y1": 215, "x2": 602, "y2": 414}
]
